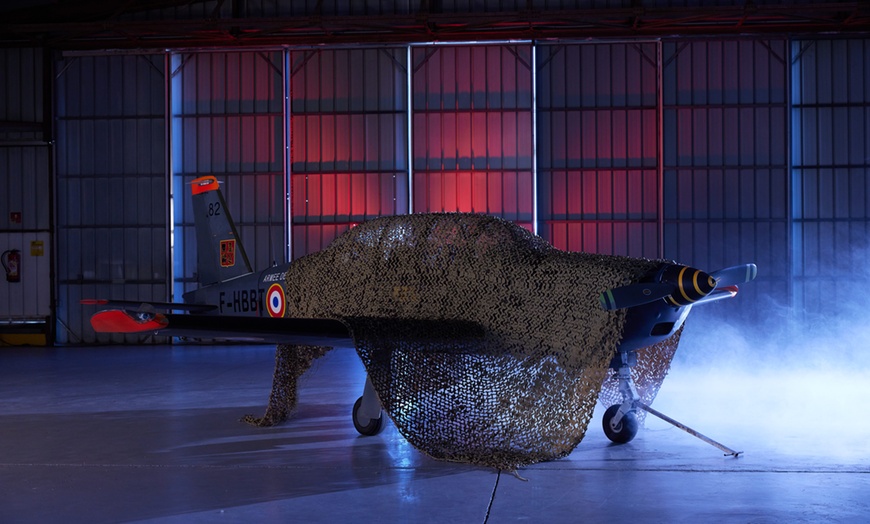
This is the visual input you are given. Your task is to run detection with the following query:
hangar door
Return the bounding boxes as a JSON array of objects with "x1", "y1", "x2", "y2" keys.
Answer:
[
  {"x1": 170, "y1": 51, "x2": 285, "y2": 301},
  {"x1": 791, "y1": 39, "x2": 870, "y2": 319},
  {"x1": 288, "y1": 48, "x2": 409, "y2": 256},
  {"x1": 276, "y1": 44, "x2": 535, "y2": 256},
  {"x1": 537, "y1": 42, "x2": 660, "y2": 259},
  {"x1": 55, "y1": 54, "x2": 167, "y2": 344}
]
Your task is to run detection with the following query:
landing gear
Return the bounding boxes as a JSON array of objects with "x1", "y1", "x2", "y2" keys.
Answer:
[
  {"x1": 601, "y1": 351, "x2": 742, "y2": 456},
  {"x1": 603, "y1": 354, "x2": 642, "y2": 444},
  {"x1": 352, "y1": 376, "x2": 384, "y2": 436}
]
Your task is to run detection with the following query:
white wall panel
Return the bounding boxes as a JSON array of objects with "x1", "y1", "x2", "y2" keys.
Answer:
[
  {"x1": 0, "y1": 47, "x2": 51, "y2": 342},
  {"x1": 0, "y1": 146, "x2": 51, "y2": 321}
]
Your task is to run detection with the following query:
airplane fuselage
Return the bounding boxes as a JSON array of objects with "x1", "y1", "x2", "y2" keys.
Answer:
[
  {"x1": 184, "y1": 259, "x2": 690, "y2": 367},
  {"x1": 619, "y1": 300, "x2": 691, "y2": 352},
  {"x1": 183, "y1": 265, "x2": 292, "y2": 317}
]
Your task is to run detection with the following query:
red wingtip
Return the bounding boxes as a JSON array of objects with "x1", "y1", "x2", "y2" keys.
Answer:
[
  {"x1": 90, "y1": 310, "x2": 169, "y2": 334},
  {"x1": 80, "y1": 299, "x2": 109, "y2": 305}
]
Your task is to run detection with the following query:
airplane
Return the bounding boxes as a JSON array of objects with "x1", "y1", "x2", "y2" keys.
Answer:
[{"x1": 85, "y1": 175, "x2": 757, "y2": 468}]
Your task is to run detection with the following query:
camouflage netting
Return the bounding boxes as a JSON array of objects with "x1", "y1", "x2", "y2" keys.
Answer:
[{"x1": 244, "y1": 213, "x2": 684, "y2": 470}]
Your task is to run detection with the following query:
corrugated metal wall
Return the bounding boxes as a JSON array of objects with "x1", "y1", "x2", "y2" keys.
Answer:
[
  {"x1": 0, "y1": 48, "x2": 45, "y2": 143},
  {"x1": 791, "y1": 39, "x2": 870, "y2": 317},
  {"x1": 170, "y1": 51, "x2": 285, "y2": 296},
  {"x1": 537, "y1": 42, "x2": 660, "y2": 257},
  {"x1": 662, "y1": 39, "x2": 790, "y2": 316},
  {"x1": 55, "y1": 54, "x2": 167, "y2": 343},
  {"x1": 42, "y1": 35, "x2": 870, "y2": 343},
  {"x1": 412, "y1": 45, "x2": 534, "y2": 230},
  {"x1": 289, "y1": 48, "x2": 408, "y2": 256}
]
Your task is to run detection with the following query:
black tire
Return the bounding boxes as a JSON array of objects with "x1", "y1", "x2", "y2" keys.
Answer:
[
  {"x1": 603, "y1": 404, "x2": 639, "y2": 444},
  {"x1": 352, "y1": 396, "x2": 384, "y2": 436}
]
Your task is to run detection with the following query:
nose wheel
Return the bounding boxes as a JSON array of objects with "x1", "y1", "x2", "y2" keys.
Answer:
[{"x1": 603, "y1": 403, "x2": 639, "y2": 444}]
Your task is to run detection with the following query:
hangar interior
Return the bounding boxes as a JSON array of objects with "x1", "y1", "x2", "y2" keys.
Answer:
[
  {"x1": 1, "y1": 1, "x2": 869, "y2": 523},
  {"x1": 0, "y1": 2, "x2": 867, "y2": 344}
]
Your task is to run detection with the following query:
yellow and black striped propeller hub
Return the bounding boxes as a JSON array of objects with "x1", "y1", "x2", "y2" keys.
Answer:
[{"x1": 661, "y1": 265, "x2": 716, "y2": 306}]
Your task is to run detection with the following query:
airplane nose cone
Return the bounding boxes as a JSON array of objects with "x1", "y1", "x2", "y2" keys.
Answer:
[{"x1": 662, "y1": 265, "x2": 716, "y2": 306}]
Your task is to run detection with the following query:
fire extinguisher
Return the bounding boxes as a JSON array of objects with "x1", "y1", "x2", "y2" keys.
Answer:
[{"x1": 2, "y1": 249, "x2": 21, "y2": 283}]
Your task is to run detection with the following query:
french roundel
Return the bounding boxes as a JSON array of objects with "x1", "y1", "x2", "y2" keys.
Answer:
[{"x1": 266, "y1": 284, "x2": 286, "y2": 318}]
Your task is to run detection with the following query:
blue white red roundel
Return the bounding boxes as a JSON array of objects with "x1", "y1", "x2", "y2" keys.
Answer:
[{"x1": 266, "y1": 284, "x2": 286, "y2": 318}]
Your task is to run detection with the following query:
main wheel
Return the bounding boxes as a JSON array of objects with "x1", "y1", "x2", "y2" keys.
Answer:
[
  {"x1": 603, "y1": 404, "x2": 639, "y2": 444},
  {"x1": 352, "y1": 396, "x2": 384, "y2": 436}
]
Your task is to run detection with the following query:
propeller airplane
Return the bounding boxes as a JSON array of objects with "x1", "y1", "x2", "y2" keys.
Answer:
[{"x1": 85, "y1": 175, "x2": 757, "y2": 465}]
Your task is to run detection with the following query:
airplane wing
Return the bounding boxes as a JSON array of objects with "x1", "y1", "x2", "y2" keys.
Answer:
[
  {"x1": 90, "y1": 309, "x2": 355, "y2": 347},
  {"x1": 90, "y1": 309, "x2": 487, "y2": 349}
]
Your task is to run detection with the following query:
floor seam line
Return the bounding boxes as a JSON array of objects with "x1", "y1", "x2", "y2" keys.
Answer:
[{"x1": 483, "y1": 470, "x2": 501, "y2": 524}]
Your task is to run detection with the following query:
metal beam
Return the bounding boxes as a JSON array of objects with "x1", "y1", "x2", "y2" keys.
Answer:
[{"x1": 2, "y1": 4, "x2": 867, "y2": 49}]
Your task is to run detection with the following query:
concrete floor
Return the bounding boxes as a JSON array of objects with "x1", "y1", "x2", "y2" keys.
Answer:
[{"x1": 1, "y1": 340, "x2": 869, "y2": 523}]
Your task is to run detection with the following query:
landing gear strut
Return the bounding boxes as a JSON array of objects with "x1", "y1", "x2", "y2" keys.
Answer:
[
  {"x1": 603, "y1": 351, "x2": 742, "y2": 457},
  {"x1": 603, "y1": 353, "x2": 642, "y2": 444}
]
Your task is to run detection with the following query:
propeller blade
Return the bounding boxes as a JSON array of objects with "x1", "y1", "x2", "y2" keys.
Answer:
[
  {"x1": 599, "y1": 283, "x2": 674, "y2": 311},
  {"x1": 710, "y1": 264, "x2": 758, "y2": 287},
  {"x1": 692, "y1": 285, "x2": 739, "y2": 305}
]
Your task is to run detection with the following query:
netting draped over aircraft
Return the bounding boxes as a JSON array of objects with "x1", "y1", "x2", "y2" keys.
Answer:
[{"x1": 244, "y1": 213, "x2": 681, "y2": 470}]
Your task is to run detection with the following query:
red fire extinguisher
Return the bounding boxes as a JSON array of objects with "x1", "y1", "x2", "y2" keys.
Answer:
[{"x1": 2, "y1": 249, "x2": 21, "y2": 283}]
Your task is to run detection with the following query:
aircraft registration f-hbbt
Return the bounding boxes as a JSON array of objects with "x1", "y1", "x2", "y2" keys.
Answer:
[{"x1": 86, "y1": 175, "x2": 757, "y2": 468}]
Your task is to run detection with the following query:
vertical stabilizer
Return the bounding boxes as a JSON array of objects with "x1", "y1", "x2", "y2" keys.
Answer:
[{"x1": 190, "y1": 176, "x2": 253, "y2": 285}]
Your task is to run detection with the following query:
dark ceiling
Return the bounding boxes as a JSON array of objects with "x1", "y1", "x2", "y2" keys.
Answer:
[{"x1": 1, "y1": 1, "x2": 868, "y2": 49}]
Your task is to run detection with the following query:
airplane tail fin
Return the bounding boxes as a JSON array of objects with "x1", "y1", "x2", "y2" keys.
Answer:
[{"x1": 190, "y1": 176, "x2": 253, "y2": 286}]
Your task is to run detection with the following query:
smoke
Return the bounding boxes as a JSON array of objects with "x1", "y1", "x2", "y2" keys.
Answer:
[
  {"x1": 676, "y1": 238, "x2": 870, "y2": 372},
  {"x1": 677, "y1": 300, "x2": 870, "y2": 372},
  {"x1": 649, "y1": 253, "x2": 870, "y2": 463}
]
